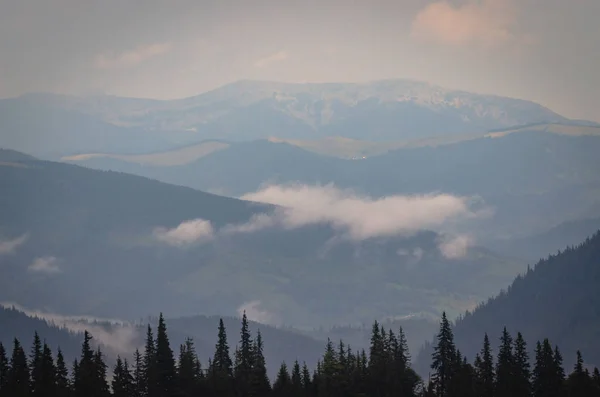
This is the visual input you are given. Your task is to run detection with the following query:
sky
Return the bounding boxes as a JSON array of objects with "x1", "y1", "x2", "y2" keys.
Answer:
[{"x1": 0, "y1": 0, "x2": 598, "y2": 121}]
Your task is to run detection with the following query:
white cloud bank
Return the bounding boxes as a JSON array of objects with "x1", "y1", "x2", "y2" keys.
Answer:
[
  {"x1": 28, "y1": 256, "x2": 61, "y2": 274},
  {"x1": 153, "y1": 219, "x2": 214, "y2": 247},
  {"x1": 0, "y1": 234, "x2": 29, "y2": 255},
  {"x1": 254, "y1": 50, "x2": 289, "y2": 68},
  {"x1": 237, "y1": 300, "x2": 274, "y2": 325},
  {"x1": 238, "y1": 184, "x2": 487, "y2": 241},
  {"x1": 437, "y1": 234, "x2": 474, "y2": 259}
]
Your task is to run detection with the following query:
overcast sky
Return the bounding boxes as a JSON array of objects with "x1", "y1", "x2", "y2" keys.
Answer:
[{"x1": 1, "y1": 0, "x2": 598, "y2": 120}]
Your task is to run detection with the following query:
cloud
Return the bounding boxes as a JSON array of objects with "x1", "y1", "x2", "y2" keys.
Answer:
[
  {"x1": 153, "y1": 218, "x2": 214, "y2": 247},
  {"x1": 411, "y1": 0, "x2": 522, "y2": 48},
  {"x1": 254, "y1": 50, "x2": 289, "y2": 68},
  {"x1": 237, "y1": 300, "x2": 275, "y2": 325},
  {"x1": 28, "y1": 256, "x2": 61, "y2": 274},
  {"x1": 0, "y1": 234, "x2": 28, "y2": 255},
  {"x1": 236, "y1": 184, "x2": 488, "y2": 240},
  {"x1": 437, "y1": 234, "x2": 473, "y2": 259},
  {"x1": 94, "y1": 43, "x2": 171, "y2": 69}
]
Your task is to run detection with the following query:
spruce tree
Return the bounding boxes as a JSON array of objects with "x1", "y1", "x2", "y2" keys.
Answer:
[
  {"x1": 0, "y1": 342, "x2": 8, "y2": 392},
  {"x1": 143, "y1": 324, "x2": 158, "y2": 397},
  {"x1": 93, "y1": 348, "x2": 110, "y2": 397},
  {"x1": 495, "y1": 327, "x2": 513, "y2": 397},
  {"x1": 178, "y1": 338, "x2": 198, "y2": 397},
  {"x1": 272, "y1": 362, "x2": 292, "y2": 397},
  {"x1": 155, "y1": 313, "x2": 177, "y2": 396},
  {"x1": 512, "y1": 332, "x2": 531, "y2": 397},
  {"x1": 431, "y1": 312, "x2": 456, "y2": 397},
  {"x1": 291, "y1": 360, "x2": 303, "y2": 397},
  {"x1": 6, "y1": 338, "x2": 31, "y2": 397},
  {"x1": 37, "y1": 343, "x2": 56, "y2": 397},
  {"x1": 112, "y1": 357, "x2": 131, "y2": 397},
  {"x1": 566, "y1": 351, "x2": 594, "y2": 397},
  {"x1": 474, "y1": 333, "x2": 495, "y2": 397},
  {"x1": 54, "y1": 349, "x2": 70, "y2": 397},
  {"x1": 302, "y1": 362, "x2": 313, "y2": 395},
  {"x1": 235, "y1": 312, "x2": 254, "y2": 397},
  {"x1": 131, "y1": 349, "x2": 143, "y2": 397},
  {"x1": 73, "y1": 331, "x2": 95, "y2": 397},
  {"x1": 210, "y1": 318, "x2": 234, "y2": 397},
  {"x1": 29, "y1": 332, "x2": 43, "y2": 396}
]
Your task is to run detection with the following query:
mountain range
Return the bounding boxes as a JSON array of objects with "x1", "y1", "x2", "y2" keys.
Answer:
[
  {"x1": 0, "y1": 79, "x2": 585, "y2": 158},
  {"x1": 0, "y1": 150, "x2": 523, "y2": 338}
]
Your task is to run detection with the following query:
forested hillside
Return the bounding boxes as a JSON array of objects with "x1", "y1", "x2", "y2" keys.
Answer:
[
  {"x1": 416, "y1": 230, "x2": 600, "y2": 375},
  {"x1": 0, "y1": 153, "x2": 522, "y2": 329},
  {"x1": 1, "y1": 312, "x2": 598, "y2": 397}
]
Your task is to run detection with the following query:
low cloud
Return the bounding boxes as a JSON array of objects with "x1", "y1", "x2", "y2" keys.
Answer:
[
  {"x1": 254, "y1": 50, "x2": 289, "y2": 68},
  {"x1": 28, "y1": 256, "x2": 61, "y2": 274},
  {"x1": 411, "y1": 0, "x2": 523, "y2": 48},
  {"x1": 153, "y1": 218, "x2": 214, "y2": 247},
  {"x1": 0, "y1": 234, "x2": 28, "y2": 255},
  {"x1": 237, "y1": 300, "x2": 275, "y2": 325},
  {"x1": 94, "y1": 43, "x2": 171, "y2": 69},
  {"x1": 238, "y1": 184, "x2": 487, "y2": 241},
  {"x1": 437, "y1": 234, "x2": 474, "y2": 259}
]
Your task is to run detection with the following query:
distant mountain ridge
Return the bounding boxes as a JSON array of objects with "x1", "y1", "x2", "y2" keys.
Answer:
[{"x1": 0, "y1": 79, "x2": 578, "y2": 157}]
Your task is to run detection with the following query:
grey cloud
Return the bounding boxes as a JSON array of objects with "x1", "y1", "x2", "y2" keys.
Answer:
[
  {"x1": 237, "y1": 300, "x2": 276, "y2": 325},
  {"x1": 28, "y1": 256, "x2": 61, "y2": 274},
  {"x1": 437, "y1": 234, "x2": 473, "y2": 259},
  {"x1": 235, "y1": 184, "x2": 489, "y2": 240},
  {"x1": 153, "y1": 218, "x2": 214, "y2": 247},
  {"x1": 0, "y1": 233, "x2": 28, "y2": 255}
]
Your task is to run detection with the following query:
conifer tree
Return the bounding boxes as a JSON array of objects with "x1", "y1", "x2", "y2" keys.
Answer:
[
  {"x1": 235, "y1": 312, "x2": 254, "y2": 397},
  {"x1": 155, "y1": 313, "x2": 177, "y2": 396},
  {"x1": 131, "y1": 349, "x2": 143, "y2": 397},
  {"x1": 553, "y1": 346, "x2": 566, "y2": 397},
  {"x1": 178, "y1": 338, "x2": 198, "y2": 397},
  {"x1": 7, "y1": 338, "x2": 31, "y2": 397},
  {"x1": 0, "y1": 342, "x2": 8, "y2": 392},
  {"x1": 112, "y1": 357, "x2": 133, "y2": 397},
  {"x1": 248, "y1": 330, "x2": 270, "y2": 397},
  {"x1": 474, "y1": 333, "x2": 495, "y2": 397},
  {"x1": 210, "y1": 318, "x2": 234, "y2": 397},
  {"x1": 272, "y1": 362, "x2": 292, "y2": 397},
  {"x1": 291, "y1": 360, "x2": 303, "y2": 397},
  {"x1": 73, "y1": 331, "x2": 96, "y2": 397},
  {"x1": 93, "y1": 348, "x2": 110, "y2": 397},
  {"x1": 302, "y1": 362, "x2": 313, "y2": 395},
  {"x1": 566, "y1": 351, "x2": 594, "y2": 397},
  {"x1": 512, "y1": 332, "x2": 531, "y2": 397},
  {"x1": 143, "y1": 324, "x2": 158, "y2": 397},
  {"x1": 495, "y1": 327, "x2": 513, "y2": 397},
  {"x1": 29, "y1": 332, "x2": 43, "y2": 396},
  {"x1": 55, "y1": 348, "x2": 70, "y2": 397},
  {"x1": 37, "y1": 343, "x2": 57, "y2": 397},
  {"x1": 431, "y1": 312, "x2": 456, "y2": 397}
]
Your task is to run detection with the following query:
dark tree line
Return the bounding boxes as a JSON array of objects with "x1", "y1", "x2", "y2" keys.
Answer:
[{"x1": 1, "y1": 312, "x2": 599, "y2": 397}]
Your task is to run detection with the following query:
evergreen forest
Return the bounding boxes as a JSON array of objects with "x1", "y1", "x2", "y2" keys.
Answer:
[{"x1": 1, "y1": 312, "x2": 599, "y2": 397}]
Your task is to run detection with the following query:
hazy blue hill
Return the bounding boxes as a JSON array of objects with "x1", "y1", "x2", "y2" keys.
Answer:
[
  {"x1": 0, "y1": 306, "x2": 82, "y2": 361},
  {"x1": 67, "y1": 130, "x2": 600, "y2": 244},
  {"x1": 415, "y1": 230, "x2": 600, "y2": 374},
  {"x1": 0, "y1": 151, "x2": 522, "y2": 334},
  {"x1": 0, "y1": 79, "x2": 574, "y2": 158}
]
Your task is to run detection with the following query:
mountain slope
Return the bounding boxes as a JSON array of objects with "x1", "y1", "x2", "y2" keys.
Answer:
[
  {"x1": 0, "y1": 152, "x2": 522, "y2": 332},
  {"x1": 415, "y1": 230, "x2": 600, "y2": 373},
  {"x1": 66, "y1": 129, "x2": 600, "y2": 243}
]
